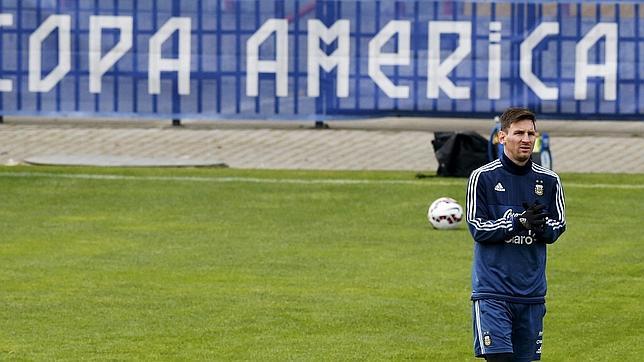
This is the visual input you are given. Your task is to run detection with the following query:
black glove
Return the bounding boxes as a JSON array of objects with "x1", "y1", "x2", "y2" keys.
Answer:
[{"x1": 517, "y1": 202, "x2": 547, "y2": 231}]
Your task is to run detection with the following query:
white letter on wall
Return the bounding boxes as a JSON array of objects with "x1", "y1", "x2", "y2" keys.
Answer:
[
  {"x1": 148, "y1": 17, "x2": 191, "y2": 95},
  {"x1": 28, "y1": 15, "x2": 71, "y2": 92},
  {"x1": 368, "y1": 20, "x2": 410, "y2": 98},
  {"x1": 246, "y1": 19, "x2": 288, "y2": 97},
  {"x1": 488, "y1": 21, "x2": 502, "y2": 100},
  {"x1": 574, "y1": 23, "x2": 618, "y2": 101},
  {"x1": 427, "y1": 21, "x2": 471, "y2": 99},
  {"x1": 307, "y1": 19, "x2": 350, "y2": 98},
  {"x1": 89, "y1": 16, "x2": 132, "y2": 94},
  {"x1": 0, "y1": 13, "x2": 13, "y2": 92},
  {"x1": 520, "y1": 22, "x2": 559, "y2": 100}
]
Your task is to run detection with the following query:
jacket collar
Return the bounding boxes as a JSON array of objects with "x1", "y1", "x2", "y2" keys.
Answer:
[{"x1": 501, "y1": 152, "x2": 532, "y2": 175}]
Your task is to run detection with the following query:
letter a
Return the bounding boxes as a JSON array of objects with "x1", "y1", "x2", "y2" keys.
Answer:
[
  {"x1": 575, "y1": 23, "x2": 617, "y2": 101},
  {"x1": 148, "y1": 17, "x2": 191, "y2": 95},
  {"x1": 246, "y1": 19, "x2": 288, "y2": 97}
]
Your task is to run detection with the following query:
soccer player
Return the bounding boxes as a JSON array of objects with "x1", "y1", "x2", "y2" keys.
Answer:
[{"x1": 466, "y1": 107, "x2": 566, "y2": 361}]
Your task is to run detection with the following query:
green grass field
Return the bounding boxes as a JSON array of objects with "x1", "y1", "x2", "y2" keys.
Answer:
[{"x1": 1, "y1": 166, "x2": 642, "y2": 360}]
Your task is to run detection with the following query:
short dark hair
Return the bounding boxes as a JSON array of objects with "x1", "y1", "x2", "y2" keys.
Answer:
[{"x1": 499, "y1": 107, "x2": 536, "y2": 131}]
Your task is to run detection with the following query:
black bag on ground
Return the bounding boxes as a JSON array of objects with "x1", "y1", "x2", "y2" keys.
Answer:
[{"x1": 431, "y1": 131, "x2": 488, "y2": 177}]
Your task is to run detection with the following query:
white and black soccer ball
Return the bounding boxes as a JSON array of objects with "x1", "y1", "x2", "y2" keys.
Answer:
[{"x1": 427, "y1": 197, "x2": 463, "y2": 230}]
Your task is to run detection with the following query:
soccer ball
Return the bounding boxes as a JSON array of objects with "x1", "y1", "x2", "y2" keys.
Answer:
[{"x1": 427, "y1": 197, "x2": 463, "y2": 230}]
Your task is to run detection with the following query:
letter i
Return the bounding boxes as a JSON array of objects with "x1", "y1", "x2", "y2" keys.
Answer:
[{"x1": 488, "y1": 21, "x2": 502, "y2": 100}]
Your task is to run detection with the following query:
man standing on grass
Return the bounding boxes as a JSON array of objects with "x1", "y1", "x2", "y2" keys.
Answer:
[{"x1": 465, "y1": 107, "x2": 566, "y2": 362}]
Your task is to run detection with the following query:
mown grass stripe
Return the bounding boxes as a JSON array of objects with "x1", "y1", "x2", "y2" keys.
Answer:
[{"x1": 0, "y1": 171, "x2": 642, "y2": 189}]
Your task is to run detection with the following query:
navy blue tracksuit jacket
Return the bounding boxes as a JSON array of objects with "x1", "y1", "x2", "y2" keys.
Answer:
[{"x1": 466, "y1": 154, "x2": 566, "y2": 304}]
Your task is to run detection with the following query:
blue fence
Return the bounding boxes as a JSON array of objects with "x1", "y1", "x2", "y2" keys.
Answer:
[{"x1": 0, "y1": 0, "x2": 641, "y2": 120}]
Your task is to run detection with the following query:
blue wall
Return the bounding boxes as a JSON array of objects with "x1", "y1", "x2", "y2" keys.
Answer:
[{"x1": 0, "y1": 0, "x2": 641, "y2": 120}]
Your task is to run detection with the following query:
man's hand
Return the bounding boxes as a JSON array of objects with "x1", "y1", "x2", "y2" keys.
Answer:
[{"x1": 517, "y1": 202, "x2": 548, "y2": 231}]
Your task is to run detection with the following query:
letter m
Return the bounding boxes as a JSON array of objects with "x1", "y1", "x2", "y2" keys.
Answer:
[{"x1": 307, "y1": 19, "x2": 350, "y2": 97}]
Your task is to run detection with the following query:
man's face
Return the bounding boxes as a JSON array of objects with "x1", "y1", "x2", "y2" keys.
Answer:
[{"x1": 499, "y1": 118, "x2": 536, "y2": 165}]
